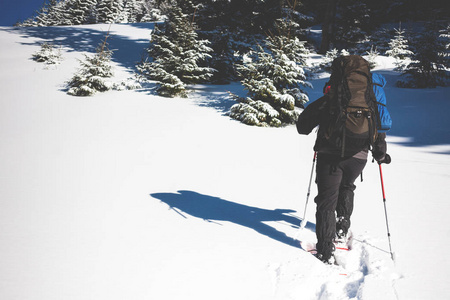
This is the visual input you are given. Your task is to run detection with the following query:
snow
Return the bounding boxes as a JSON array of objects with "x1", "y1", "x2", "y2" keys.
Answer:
[{"x1": 1, "y1": 23, "x2": 450, "y2": 300}]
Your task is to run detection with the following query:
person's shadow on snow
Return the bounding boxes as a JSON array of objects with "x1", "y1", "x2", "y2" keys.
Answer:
[{"x1": 151, "y1": 190, "x2": 313, "y2": 248}]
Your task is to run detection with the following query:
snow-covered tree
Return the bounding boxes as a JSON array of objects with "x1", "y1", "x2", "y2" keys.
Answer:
[
  {"x1": 230, "y1": 20, "x2": 311, "y2": 127},
  {"x1": 397, "y1": 29, "x2": 449, "y2": 88},
  {"x1": 20, "y1": 0, "x2": 54, "y2": 26},
  {"x1": 440, "y1": 24, "x2": 450, "y2": 51},
  {"x1": 67, "y1": 37, "x2": 115, "y2": 96},
  {"x1": 137, "y1": 5, "x2": 214, "y2": 97},
  {"x1": 365, "y1": 46, "x2": 379, "y2": 69},
  {"x1": 96, "y1": 0, "x2": 123, "y2": 24},
  {"x1": 320, "y1": 48, "x2": 351, "y2": 71},
  {"x1": 65, "y1": 0, "x2": 97, "y2": 25},
  {"x1": 32, "y1": 42, "x2": 63, "y2": 65},
  {"x1": 19, "y1": 0, "x2": 73, "y2": 26},
  {"x1": 120, "y1": 0, "x2": 144, "y2": 23},
  {"x1": 46, "y1": 0, "x2": 72, "y2": 25},
  {"x1": 320, "y1": 48, "x2": 338, "y2": 71},
  {"x1": 439, "y1": 24, "x2": 450, "y2": 68},
  {"x1": 386, "y1": 28, "x2": 413, "y2": 60},
  {"x1": 34, "y1": 1, "x2": 52, "y2": 26},
  {"x1": 386, "y1": 27, "x2": 413, "y2": 71}
]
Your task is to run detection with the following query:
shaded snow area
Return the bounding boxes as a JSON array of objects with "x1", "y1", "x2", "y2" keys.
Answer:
[{"x1": 1, "y1": 24, "x2": 450, "y2": 300}]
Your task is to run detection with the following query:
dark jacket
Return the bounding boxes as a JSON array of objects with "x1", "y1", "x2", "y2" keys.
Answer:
[{"x1": 296, "y1": 96, "x2": 387, "y2": 159}]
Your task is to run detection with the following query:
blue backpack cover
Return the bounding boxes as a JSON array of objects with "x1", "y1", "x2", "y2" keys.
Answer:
[{"x1": 372, "y1": 73, "x2": 392, "y2": 132}]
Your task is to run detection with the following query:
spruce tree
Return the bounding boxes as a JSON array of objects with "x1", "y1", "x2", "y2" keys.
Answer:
[
  {"x1": 66, "y1": 0, "x2": 98, "y2": 25},
  {"x1": 137, "y1": 5, "x2": 214, "y2": 97},
  {"x1": 46, "y1": 0, "x2": 71, "y2": 26},
  {"x1": 121, "y1": 0, "x2": 145, "y2": 23},
  {"x1": 230, "y1": 18, "x2": 311, "y2": 127},
  {"x1": 67, "y1": 37, "x2": 115, "y2": 96},
  {"x1": 397, "y1": 29, "x2": 449, "y2": 88},
  {"x1": 32, "y1": 42, "x2": 63, "y2": 65},
  {"x1": 386, "y1": 27, "x2": 413, "y2": 71},
  {"x1": 97, "y1": 0, "x2": 123, "y2": 24},
  {"x1": 34, "y1": 1, "x2": 51, "y2": 26},
  {"x1": 439, "y1": 24, "x2": 450, "y2": 68},
  {"x1": 19, "y1": 0, "x2": 72, "y2": 26},
  {"x1": 386, "y1": 28, "x2": 413, "y2": 60}
]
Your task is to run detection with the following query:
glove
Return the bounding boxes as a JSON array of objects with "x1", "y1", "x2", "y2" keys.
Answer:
[{"x1": 376, "y1": 153, "x2": 391, "y2": 165}]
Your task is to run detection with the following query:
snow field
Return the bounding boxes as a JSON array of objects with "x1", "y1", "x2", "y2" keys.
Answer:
[{"x1": 1, "y1": 24, "x2": 450, "y2": 300}]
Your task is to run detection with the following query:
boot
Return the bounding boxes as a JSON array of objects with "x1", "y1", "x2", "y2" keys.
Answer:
[{"x1": 315, "y1": 210, "x2": 336, "y2": 263}]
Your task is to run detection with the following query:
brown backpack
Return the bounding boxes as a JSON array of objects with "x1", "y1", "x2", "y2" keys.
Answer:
[{"x1": 320, "y1": 55, "x2": 379, "y2": 156}]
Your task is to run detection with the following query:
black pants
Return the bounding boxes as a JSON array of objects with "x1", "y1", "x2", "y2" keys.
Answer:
[{"x1": 314, "y1": 153, "x2": 367, "y2": 250}]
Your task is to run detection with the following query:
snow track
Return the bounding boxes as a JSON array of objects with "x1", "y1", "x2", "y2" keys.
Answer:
[{"x1": 318, "y1": 235, "x2": 400, "y2": 300}]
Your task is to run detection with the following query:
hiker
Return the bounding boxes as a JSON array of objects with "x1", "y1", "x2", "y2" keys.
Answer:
[{"x1": 296, "y1": 55, "x2": 391, "y2": 264}]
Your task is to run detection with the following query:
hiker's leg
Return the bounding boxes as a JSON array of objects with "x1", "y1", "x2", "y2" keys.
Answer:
[
  {"x1": 314, "y1": 154, "x2": 342, "y2": 260},
  {"x1": 336, "y1": 157, "x2": 367, "y2": 236}
]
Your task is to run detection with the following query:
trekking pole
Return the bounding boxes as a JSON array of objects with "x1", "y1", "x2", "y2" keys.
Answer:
[
  {"x1": 300, "y1": 152, "x2": 317, "y2": 229},
  {"x1": 378, "y1": 163, "x2": 395, "y2": 261}
]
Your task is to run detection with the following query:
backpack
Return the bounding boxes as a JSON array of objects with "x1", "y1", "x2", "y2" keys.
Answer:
[
  {"x1": 320, "y1": 55, "x2": 380, "y2": 157},
  {"x1": 372, "y1": 73, "x2": 392, "y2": 132}
]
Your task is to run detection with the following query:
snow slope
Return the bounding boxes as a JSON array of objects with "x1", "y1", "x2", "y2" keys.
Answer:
[{"x1": 1, "y1": 24, "x2": 450, "y2": 300}]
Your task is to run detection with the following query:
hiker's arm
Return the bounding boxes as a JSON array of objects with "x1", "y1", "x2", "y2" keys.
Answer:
[{"x1": 296, "y1": 95, "x2": 328, "y2": 135}]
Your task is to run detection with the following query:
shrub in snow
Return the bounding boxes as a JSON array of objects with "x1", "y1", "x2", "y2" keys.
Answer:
[
  {"x1": 365, "y1": 46, "x2": 379, "y2": 69},
  {"x1": 113, "y1": 78, "x2": 142, "y2": 91},
  {"x1": 230, "y1": 96, "x2": 283, "y2": 127},
  {"x1": 320, "y1": 49, "x2": 352, "y2": 71},
  {"x1": 320, "y1": 49, "x2": 338, "y2": 70},
  {"x1": 32, "y1": 42, "x2": 62, "y2": 65},
  {"x1": 67, "y1": 40, "x2": 114, "y2": 96},
  {"x1": 137, "y1": 5, "x2": 215, "y2": 97},
  {"x1": 397, "y1": 30, "x2": 449, "y2": 88}
]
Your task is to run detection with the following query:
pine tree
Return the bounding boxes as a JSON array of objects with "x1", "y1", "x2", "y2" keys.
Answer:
[
  {"x1": 439, "y1": 24, "x2": 450, "y2": 68},
  {"x1": 386, "y1": 28, "x2": 413, "y2": 60},
  {"x1": 21, "y1": 0, "x2": 58, "y2": 26},
  {"x1": 121, "y1": 0, "x2": 145, "y2": 23},
  {"x1": 334, "y1": 0, "x2": 372, "y2": 49},
  {"x1": 386, "y1": 27, "x2": 413, "y2": 71},
  {"x1": 96, "y1": 0, "x2": 123, "y2": 23},
  {"x1": 397, "y1": 29, "x2": 449, "y2": 88},
  {"x1": 32, "y1": 42, "x2": 63, "y2": 65},
  {"x1": 137, "y1": 5, "x2": 214, "y2": 97},
  {"x1": 440, "y1": 24, "x2": 450, "y2": 51},
  {"x1": 230, "y1": 18, "x2": 311, "y2": 127},
  {"x1": 19, "y1": 0, "x2": 72, "y2": 26},
  {"x1": 67, "y1": 36, "x2": 115, "y2": 96},
  {"x1": 34, "y1": 1, "x2": 51, "y2": 26},
  {"x1": 46, "y1": 0, "x2": 72, "y2": 25},
  {"x1": 66, "y1": 0, "x2": 98, "y2": 25}
]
